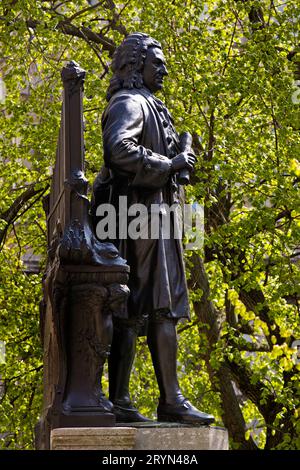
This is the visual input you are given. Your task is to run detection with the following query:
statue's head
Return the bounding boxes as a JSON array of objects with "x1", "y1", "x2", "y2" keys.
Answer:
[{"x1": 106, "y1": 32, "x2": 168, "y2": 100}]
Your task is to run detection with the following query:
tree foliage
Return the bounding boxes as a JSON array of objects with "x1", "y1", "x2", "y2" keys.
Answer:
[{"x1": 0, "y1": 0, "x2": 300, "y2": 449}]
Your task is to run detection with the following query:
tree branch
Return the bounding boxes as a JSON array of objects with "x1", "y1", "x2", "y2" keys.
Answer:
[
  {"x1": 238, "y1": 287, "x2": 284, "y2": 347},
  {"x1": 56, "y1": 20, "x2": 116, "y2": 55},
  {"x1": 25, "y1": 0, "x2": 130, "y2": 58},
  {"x1": 188, "y1": 253, "x2": 258, "y2": 449},
  {"x1": 0, "y1": 182, "x2": 49, "y2": 247},
  {"x1": 68, "y1": 1, "x2": 106, "y2": 22},
  {"x1": 226, "y1": 357, "x2": 280, "y2": 423}
]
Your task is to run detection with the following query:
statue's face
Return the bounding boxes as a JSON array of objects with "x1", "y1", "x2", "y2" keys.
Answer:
[{"x1": 142, "y1": 47, "x2": 168, "y2": 94}]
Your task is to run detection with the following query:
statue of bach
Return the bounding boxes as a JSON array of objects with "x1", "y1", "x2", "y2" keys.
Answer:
[{"x1": 92, "y1": 32, "x2": 214, "y2": 425}]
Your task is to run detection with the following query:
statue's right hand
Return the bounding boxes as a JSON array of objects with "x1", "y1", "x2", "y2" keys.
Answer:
[{"x1": 171, "y1": 152, "x2": 196, "y2": 172}]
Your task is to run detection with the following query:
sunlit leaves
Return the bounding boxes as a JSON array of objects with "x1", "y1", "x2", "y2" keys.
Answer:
[{"x1": 0, "y1": 0, "x2": 300, "y2": 449}]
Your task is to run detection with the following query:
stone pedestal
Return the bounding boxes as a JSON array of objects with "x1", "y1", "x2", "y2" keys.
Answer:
[
  {"x1": 132, "y1": 425, "x2": 228, "y2": 450},
  {"x1": 50, "y1": 425, "x2": 228, "y2": 450},
  {"x1": 51, "y1": 427, "x2": 137, "y2": 450}
]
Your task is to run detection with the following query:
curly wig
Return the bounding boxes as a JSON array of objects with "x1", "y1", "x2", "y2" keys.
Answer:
[{"x1": 106, "y1": 32, "x2": 161, "y2": 101}]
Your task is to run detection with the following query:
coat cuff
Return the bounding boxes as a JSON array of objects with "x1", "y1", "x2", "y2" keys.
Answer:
[{"x1": 131, "y1": 148, "x2": 172, "y2": 189}]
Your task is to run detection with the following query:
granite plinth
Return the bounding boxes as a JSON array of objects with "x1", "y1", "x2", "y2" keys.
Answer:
[
  {"x1": 51, "y1": 427, "x2": 136, "y2": 450},
  {"x1": 50, "y1": 425, "x2": 228, "y2": 450}
]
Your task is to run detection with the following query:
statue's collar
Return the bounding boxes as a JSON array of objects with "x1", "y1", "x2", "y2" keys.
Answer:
[{"x1": 139, "y1": 87, "x2": 165, "y2": 113}]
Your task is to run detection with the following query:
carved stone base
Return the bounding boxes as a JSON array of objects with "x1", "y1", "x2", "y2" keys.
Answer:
[{"x1": 50, "y1": 425, "x2": 229, "y2": 450}]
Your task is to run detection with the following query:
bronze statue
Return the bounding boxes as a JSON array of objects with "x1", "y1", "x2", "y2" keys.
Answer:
[{"x1": 92, "y1": 33, "x2": 214, "y2": 425}]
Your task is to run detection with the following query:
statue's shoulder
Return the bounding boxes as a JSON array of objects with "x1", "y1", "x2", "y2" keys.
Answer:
[
  {"x1": 107, "y1": 88, "x2": 149, "y2": 108},
  {"x1": 103, "y1": 90, "x2": 151, "y2": 123}
]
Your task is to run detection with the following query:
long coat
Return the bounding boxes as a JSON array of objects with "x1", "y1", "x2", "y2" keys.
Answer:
[{"x1": 93, "y1": 87, "x2": 190, "y2": 329}]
